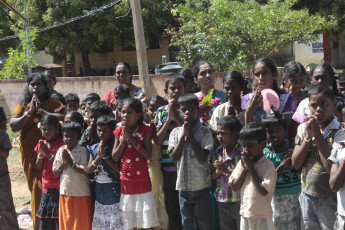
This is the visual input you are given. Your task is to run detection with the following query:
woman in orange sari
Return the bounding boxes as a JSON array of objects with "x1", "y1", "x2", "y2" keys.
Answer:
[{"x1": 10, "y1": 73, "x2": 62, "y2": 230}]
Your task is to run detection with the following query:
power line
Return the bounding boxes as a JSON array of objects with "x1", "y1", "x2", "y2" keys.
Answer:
[{"x1": 0, "y1": 0, "x2": 129, "y2": 41}]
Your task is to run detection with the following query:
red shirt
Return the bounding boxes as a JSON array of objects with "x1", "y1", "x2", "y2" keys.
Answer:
[
  {"x1": 34, "y1": 137, "x2": 65, "y2": 193},
  {"x1": 114, "y1": 124, "x2": 152, "y2": 194}
]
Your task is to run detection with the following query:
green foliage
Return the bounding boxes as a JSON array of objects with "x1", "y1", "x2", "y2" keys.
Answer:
[
  {"x1": 0, "y1": 28, "x2": 37, "y2": 79},
  {"x1": 170, "y1": 0, "x2": 330, "y2": 71}
]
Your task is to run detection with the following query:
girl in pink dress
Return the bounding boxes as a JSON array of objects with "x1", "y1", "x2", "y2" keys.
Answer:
[{"x1": 112, "y1": 98, "x2": 158, "y2": 230}]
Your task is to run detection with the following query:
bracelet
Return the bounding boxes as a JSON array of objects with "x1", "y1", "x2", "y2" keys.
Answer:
[
  {"x1": 24, "y1": 112, "x2": 32, "y2": 117},
  {"x1": 91, "y1": 160, "x2": 98, "y2": 167},
  {"x1": 71, "y1": 161, "x2": 76, "y2": 168},
  {"x1": 102, "y1": 156, "x2": 111, "y2": 160},
  {"x1": 49, "y1": 154, "x2": 55, "y2": 161},
  {"x1": 304, "y1": 137, "x2": 311, "y2": 143},
  {"x1": 56, "y1": 167, "x2": 62, "y2": 172},
  {"x1": 38, "y1": 154, "x2": 44, "y2": 159},
  {"x1": 342, "y1": 160, "x2": 345, "y2": 166}
]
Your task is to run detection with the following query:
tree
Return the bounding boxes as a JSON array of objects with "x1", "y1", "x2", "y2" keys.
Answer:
[
  {"x1": 170, "y1": 0, "x2": 331, "y2": 71},
  {"x1": 0, "y1": 29, "x2": 37, "y2": 79},
  {"x1": 4, "y1": 0, "x2": 178, "y2": 76}
]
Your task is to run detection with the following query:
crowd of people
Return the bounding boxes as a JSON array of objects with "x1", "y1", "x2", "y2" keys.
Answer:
[{"x1": 1, "y1": 58, "x2": 345, "y2": 230}]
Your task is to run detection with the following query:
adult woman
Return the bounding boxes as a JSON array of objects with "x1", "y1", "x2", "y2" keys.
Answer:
[
  {"x1": 242, "y1": 58, "x2": 295, "y2": 125},
  {"x1": 193, "y1": 60, "x2": 226, "y2": 123},
  {"x1": 103, "y1": 62, "x2": 144, "y2": 105},
  {"x1": 10, "y1": 73, "x2": 62, "y2": 230}
]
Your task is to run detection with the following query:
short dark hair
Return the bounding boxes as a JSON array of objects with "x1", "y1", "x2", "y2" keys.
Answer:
[
  {"x1": 147, "y1": 95, "x2": 168, "y2": 107},
  {"x1": 217, "y1": 115, "x2": 242, "y2": 133},
  {"x1": 114, "y1": 84, "x2": 131, "y2": 96},
  {"x1": 62, "y1": 121, "x2": 82, "y2": 139},
  {"x1": 40, "y1": 115, "x2": 59, "y2": 128},
  {"x1": 116, "y1": 62, "x2": 132, "y2": 74},
  {"x1": 192, "y1": 60, "x2": 213, "y2": 79},
  {"x1": 308, "y1": 84, "x2": 335, "y2": 102},
  {"x1": 65, "y1": 93, "x2": 80, "y2": 104},
  {"x1": 177, "y1": 93, "x2": 198, "y2": 108},
  {"x1": 311, "y1": 62, "x2": 337, "y2": 93},
  {"x1": 122, "y1": 98, "x2": 143, "y2": 125},
  {"x1": 85, "y1": 93, "x2": 100, "y2": 102},
  {"x1": 65, "y1": 111, "x2": 84, "y2": 125},
  {"x1": 165, "y1": 73, "x2": 185, "y2": 89},
  {"x1": 97, "y1": 115, "x2": 116, "y2": 130},
  {"x1": 0, "y1": 106, "x2": 7, "y2": 123},
  {"x1": 51, "y1": 92, "x2": 66, "y2": 105},
  {"x1": 239, "y1": 122, "x2": 266, "y2": 143},
  {"x1": 262, "y1": 109, "x2": 287, "y2": 130},
  {"x1": 43, "y1": 70, "x2": 56, "y2": 83},
  {"x1": 80, "y1": 98, "x2": 87, "y2": 107},
  {"x1": 90, "y1": 101, "x2": 113, "y2": 115},
  {"x1": 180, "y1": 68, "x2": 193, "y2": 82}
]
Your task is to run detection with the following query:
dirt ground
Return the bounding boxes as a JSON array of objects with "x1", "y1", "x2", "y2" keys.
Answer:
[{"x1": 8, "y1": 146, "x2": 33, "y2": 230}]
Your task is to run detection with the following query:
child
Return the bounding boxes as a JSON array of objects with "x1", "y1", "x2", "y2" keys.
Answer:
[
  {"x1": 0, "y1": 107, "x2": 19, "y2": 229},
  {"x1": 211, "y1": 115, "x2": 242, "y2": 230},
  {"x1": 65, "y1": 93, "x2": 80, "y2": 113},
  {"x1": 53, "y1": 121, "x2": 92, "y2": 230},
  {"x1": 80, "y1": 101, "x2": 113, "y2": 147},
  {"x1": 291, "y1": 85, "x2": 345, "y2": 229},
  {"x1": 283, "y1": 61, "x2": 308, "y2": 140},
  {"x1": 80, "y1": 99, "x2": 87, "y2": 118},
  {"x1": 84, "y1": 93, "x2": 101, "y2": 118},
  {"x1": 229, "y1": 122, "x2": 276, "y2": 230},
  {"x1": 146, "y1": 95, "x2": 169, "y2": 230},
  {"x1": 35, "y1": 115, "x2": 65, "y2": 230},
  {"x1": 110, "y1": 85, "x2": 131, "y2": 110},
  {"x1": 210, "y1": 70, "x2": 246, "y2": 130},
  {"x1": 168, "y1": 93, "x2": 215, "y2": 230},
  {"x1": 292, "y1": 62, "x2": 342, "y2": 124},
  {"x1": 87, "y1": 115, "x2": 124, "y2": 229},
  {"x1": 329, "y1": 134, "x2": 345, "y2": 229},
  {"x1": 180, "y1": 68, "x2": 196, "y2": 93},
  {"x1": 64, "y1": 111, "x2": 86, "y2": 135},
  {"x1": 337, "y1": 75, "x2": 345, "y2": 96},
  {"x1": 112, "y1": 98, "x2": 158, "y2": 229},
  {"x1": 154, "y1": 73, "x2": 185, "y2": 230},
  {"x1": 262, "y1": 110, "x2": 301, "y2": 229}
]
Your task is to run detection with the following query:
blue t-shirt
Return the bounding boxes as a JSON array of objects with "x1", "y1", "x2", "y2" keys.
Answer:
[{"x1": 264, "y1": 147, "x2": 301, "y2": 196}]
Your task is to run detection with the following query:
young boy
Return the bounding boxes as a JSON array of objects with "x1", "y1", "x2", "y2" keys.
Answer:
[
  {"x1": 168, "y1": 93, "x2": 214, "y2": 230},
  {"x1": 79, "y1": 101, "x2": 113, "y2": 147},
  {"x1": 211, "y1": 115, "x2": 242, "y2": 230},
  {"x1": 154, "y1": 73, "x2": 185, "y2": 230},
  {"x1": 292, "y1": 85, "x2": 345, "y2": 229},
  {"x1": 65, "y1": 93, "x2": 80, "y2": 113},
  {"x1": 84, "y1": 93, "x2": 101, "y2": 114},
  {"x1": 229, "y1": 122, "x2": 276, "y2": 230},
  {"x1": 0, "y1": 107, "x2": 19, "y2": 229}
]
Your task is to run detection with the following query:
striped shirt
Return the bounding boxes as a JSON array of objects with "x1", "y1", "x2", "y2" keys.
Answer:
[
  {"x1": 154, "y1": 104, "x2": 181, "y2": 172},
  {"x1": 211, "y1": 144, "x2": 241, "y2": 203}
]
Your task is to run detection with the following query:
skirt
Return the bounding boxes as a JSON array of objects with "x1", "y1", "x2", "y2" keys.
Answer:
[
  {"x1": 59, "y1": 195, "x2": 92, "y2": 230},
  {"x1": 120, "y1": 191, "x2": 159, "y2": 229},
  {"x1": 36, "y1": 188, "x2": 59, "y2": 230},
  {"x1": 272, "y1": 193, "x2": 301, "y2": 230},
  {"x1": 92, "y1": 201, "x2": 124, "y2": 230},
  {"x1": 148, "y1": 161, "x2": 169, "y2": 229}
]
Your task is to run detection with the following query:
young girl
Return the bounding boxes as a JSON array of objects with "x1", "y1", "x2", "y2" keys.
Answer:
[
  {"x1": 53, "y1": 121, "x2": 92, "y2": 230},
  {"x1": 242, "y1": 58, "x2": 295, "y2": 125},
  {"x1": 210, "y1": 70, "x2": 246, "y2": 130},
  {"x1": 35, "y1": 115, "x2": 65, "y2": 230},
  {"x1": 146, "y1": 95, "x2": 169, "y2": 230},
  {"x1": 87, "y1": 115, "x2": 124, "y2": 230},
  {"x1": 292, "y1": 62, "x2": 343, "y2": 124},
  {"x1": 262, "y1": 110, "x2": 301, "y2": 230},
  {"x1": 283, "y1": 61, "x2": 307, "y2": 140},
  {"x1": 112, "y1": 98, "x2": 158, "y2": 230}
]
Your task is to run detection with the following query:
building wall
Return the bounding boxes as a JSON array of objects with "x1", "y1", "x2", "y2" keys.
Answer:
[
  {"x1": 32, "y1": 50, "x2": 54, "y2": 66},
  {"x1": 294, "y1": 34, "x2": 324, "y2": 66}
]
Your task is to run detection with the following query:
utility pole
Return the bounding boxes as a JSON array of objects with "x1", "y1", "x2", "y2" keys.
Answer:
[{"x1": 129, "y1": 0, "x2": 151, "y2": 97}]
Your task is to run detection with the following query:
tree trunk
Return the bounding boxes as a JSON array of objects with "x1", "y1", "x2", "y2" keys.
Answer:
[{"x1": 79, "y1": 46, "x2": 92, "y2": 76}]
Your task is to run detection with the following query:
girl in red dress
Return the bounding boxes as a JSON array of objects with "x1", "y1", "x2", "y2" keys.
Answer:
[{"x1": 112, "y1": 98, "x2": 159, "y2": 230}]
